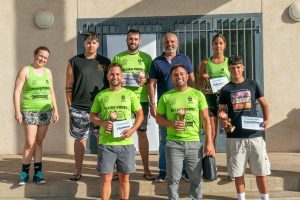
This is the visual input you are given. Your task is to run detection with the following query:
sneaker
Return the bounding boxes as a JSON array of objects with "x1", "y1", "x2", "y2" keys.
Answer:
[
  {"x1": 181, "y1": 170, "x2": 189, "y2": 182},
  {"x1": 33, "y1": 171, "x2": 46, "y2": 184},
  {"x1": 18, "y1": 172, "x2": 29, "y2": 185},
  {"x1": 227, "y1": 175, "x2": 235, "y2": 181},
  {"x1": 156, "y1": 171, "x2": 167, "y2": 182}
]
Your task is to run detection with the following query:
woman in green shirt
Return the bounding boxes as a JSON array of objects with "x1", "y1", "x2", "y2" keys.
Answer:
[
  {"x1": 13, "y1": 46, "x2": 59, "y2": 185},
  {"x1": 198, "y1": 34, "x2": 230, "y2": 146}
]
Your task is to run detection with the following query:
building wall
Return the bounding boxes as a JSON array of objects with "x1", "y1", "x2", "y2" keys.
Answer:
[{"x1": 0, "y1": 0, "x2": 299, "y2": 153}]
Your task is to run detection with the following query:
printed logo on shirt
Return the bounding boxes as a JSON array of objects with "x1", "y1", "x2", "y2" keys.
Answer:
[
  {"x1": 230, "y1": 89, "x2": 251, "y2": 111},
  {"x1": 121, "y1": 95, "x2": 126, "y2": 102}
]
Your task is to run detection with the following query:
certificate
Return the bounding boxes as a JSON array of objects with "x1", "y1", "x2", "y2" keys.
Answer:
[
  {"x1": 122, "y1": 73, "x2": 140, "y2": 87},
  {"x1": 209, "y1": 77, "x2": 229, "y2": 93},
  {"x1": 241, "y1": 116, "x2": 264, "y2": 130},
  {"x1": 113, "y1": 120, "x2": 133, "y2": 138}
]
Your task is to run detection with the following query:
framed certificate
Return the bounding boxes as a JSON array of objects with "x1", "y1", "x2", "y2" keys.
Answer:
[
  {"x1": 209, "y1": 77, "x2": 229, "y2": 93},
  {"x1": 112, "y1": 120, "x2": 133, "y2": 138},
  {"x1": 122, "y1": 73, "x2": 140, "y2": 87}
]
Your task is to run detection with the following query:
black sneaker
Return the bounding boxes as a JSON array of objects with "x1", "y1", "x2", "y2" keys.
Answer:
[
  {"x1": 181, "y1": 170, "x2": 189, "y2": 182},
  {"x1": 156, "y1": 171, "x2": 167, "y2": 182},
  {"x1": 228, "y1": 175, "x2": 235, "y2": 181}
]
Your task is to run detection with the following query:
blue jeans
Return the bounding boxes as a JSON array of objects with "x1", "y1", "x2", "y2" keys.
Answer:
[
  {"x1": 165, "y1": 140, "x2": 203, "y2": 200},
  {"x1": 158, "y1": 126, "x2": 167, "y2": 171}
]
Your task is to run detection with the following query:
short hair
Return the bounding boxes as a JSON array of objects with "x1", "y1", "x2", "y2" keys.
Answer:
[
  {"x1": 228, "y1": 55, "x2": 244, "y2": 66},
  {"x1": 212, "y1": 33, "x2": 226, "y2": 44},
  {"x1": 84, "y1": 32, "x2": 100, "y2": 42},
  {"x1": 170, "y1": 64, "x2": 187, "y2": 75},
  {"x1": 34, "y1": 46, "x2": 50, "y2": 56},
  {"x1": 163, "y1": 32, "x2": 178, "y2": 42},
  {"x1": 127, "y1": 29, "x2": 141, "y2": 36},
  {"x1": 107, "y1": 63, "x2": 123, "y2": 72}
]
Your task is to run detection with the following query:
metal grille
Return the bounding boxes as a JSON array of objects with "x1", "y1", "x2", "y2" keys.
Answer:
[{"x1": 78, "y1": 14, "x2": 262, "y2": 83}]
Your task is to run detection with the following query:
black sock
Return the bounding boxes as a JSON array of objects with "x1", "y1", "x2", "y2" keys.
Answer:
[
  {"x1": 22, "y1": 164, "x2": 30, "y2": 174},
  {"x1": 34, "y1": 162, "x2": 42, "y2": 174}
]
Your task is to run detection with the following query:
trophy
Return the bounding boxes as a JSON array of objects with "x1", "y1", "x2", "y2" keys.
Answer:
[
  {"x1": 178, "y1": 108, "x2": 186, "y2": 121},
  {"x1": 202, "y1": 73, "x2": 211, "y2": 93},
  {"x1": 105, "y1": 111, "x2": 118, "y2": 133},
  {"x1": 218, "y1": 111, "x2": 235, "y2": 133}
]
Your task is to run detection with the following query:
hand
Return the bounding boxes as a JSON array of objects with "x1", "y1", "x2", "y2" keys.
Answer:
[
  {"x1": 262, "y1": 120, "x2": 269, "y2": 130},
  {"x1": 204, "y1": 141, "x2": 215, "y2": 157},
  {"x1": 150, "y1": 105, "x2": 157, "y2": 118},
  {"x1": 173, "y1": 121, "x2": 185, "y2": 131},
  {"x1": 105, "y1": 121, "x2": 113, "y2": 132},
  {"x1": 52, "y1": 110, "x2": 59, "y2": 123},
  {"x1": 15, "y1": 111, "x2": 22, "y2": 124},
  {"x1": 120, "y1": 128, "x2": 135, "y2": 138},
  {"x1": 138, "y1": 77, "x2": 147, "y2": 86}
]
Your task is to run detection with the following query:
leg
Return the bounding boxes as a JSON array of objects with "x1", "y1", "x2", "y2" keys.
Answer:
[
  {"x1": 118, "y1": 172, "x2": 130, "y2": 200},
  {"x1": 185, "y1": 142, "x2": 203, "y2": 200},
  {"x1": 235, "y1": 176, "x2": 245, "y2": 193},
  {"x1": 33, "y1": 125, "x2": 49, "y2": 163},
  {"x1": 256, "y1": 176, "x2": 269, "y2": 194},
  {"x1": 74, "y1": 139, "x2": 87, "y2": 175},
  {"x1": 137, "y1": 130, "x2": 151, "y2": 174},
  {"x1": 101, "y1": 173, "x2": 113, "y2": 200},
  {"x1": 158, "y1": 126, "x2": 167, "y2": 171},
  {"x1": 166, "y1": 141, "x2": 184, "y2": 200},
  {"x1": 22, "y1": 124, "x2": 38, "y2": 164}
]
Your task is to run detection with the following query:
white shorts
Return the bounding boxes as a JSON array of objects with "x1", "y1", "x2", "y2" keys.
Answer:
[{"x1": 226, "y1": 137, "x2": 271, "y2": 177}]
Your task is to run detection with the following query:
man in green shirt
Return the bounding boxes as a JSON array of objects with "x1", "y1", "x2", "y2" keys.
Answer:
[
  {"x1": 156, "y1": 64, "x2": 215, "y2": 200},
  {"x1": 113, "y1": 29, "x2": 154, "y2": 180},
  {"x1": 90, "y1": 64, "x2": 143, "y2": 200}
]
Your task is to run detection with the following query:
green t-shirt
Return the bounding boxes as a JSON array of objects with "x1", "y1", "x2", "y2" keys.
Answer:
[
  {"x1": 206, "y1": 57, "x2": 230, "y2": 79},
  {"x1": 157, "y1": 87, "x2": 208, "y2": 142},
  {"x1": 91, "y1": 88, "x2": 142, "y2": 145},
  {"x1": 21, "y1": 66, "x2": 53, "y2": 111},
  {"x1": 113, "y1": 51, "x2": 152, "y2": 102}
]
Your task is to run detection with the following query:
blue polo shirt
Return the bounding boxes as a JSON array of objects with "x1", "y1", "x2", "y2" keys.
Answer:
[{"x1": 149, "y1": 53, "x2": 194, "y2": 100}]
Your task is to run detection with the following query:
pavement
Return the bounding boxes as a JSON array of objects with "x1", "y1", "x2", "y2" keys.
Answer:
[{"x1": 0, "y1": 153, "x2": 300, "y2": 199}]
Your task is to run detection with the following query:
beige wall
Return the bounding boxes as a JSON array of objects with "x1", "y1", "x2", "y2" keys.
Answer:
[{"x1": 0, "y1": 0, "x2": 299, "y2": 154}]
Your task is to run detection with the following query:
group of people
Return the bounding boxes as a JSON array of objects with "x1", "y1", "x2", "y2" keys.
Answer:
[{"x1": 13, "y1": 29, "x2": 270, "y2": 200}]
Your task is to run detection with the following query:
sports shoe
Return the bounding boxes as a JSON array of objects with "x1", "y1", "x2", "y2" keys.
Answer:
[
  {"x1": 181, "y1": 170, "x2": 189, "y2": 182},
  {"x1": 33, "y1": 171, "x2": 46, "y2": 184},
  {"x1": 156, "y1": 171, "x2": 167, "y2": 182},
  {"x1": 18, "y1": 172, "x2": 29, "y2": 185}
]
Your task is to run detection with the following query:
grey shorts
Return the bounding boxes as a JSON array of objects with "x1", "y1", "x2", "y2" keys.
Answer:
[
  {"x1": 133, "y1": 102, "x2": 149, "y2": 132},
  {"x1": 21, "y1": 110, "x2": 52, "y2": 126},
  {"x1": 69, "y1": 106, "x2": 98, "y2": 140},
  {"x1": 97, "y1": 144, "x2": 136, "y2": 174},
  {"x1": 226, "y1": 137, "x2": 271, "y2": 177}
]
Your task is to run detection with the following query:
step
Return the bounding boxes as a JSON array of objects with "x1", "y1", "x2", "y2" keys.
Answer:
[
  {"x1": 3, "y1": 191, "x2": 300, "y2": 199},
  {"x1": 1, "y1": 153, "x2": 299, "y2": 199}
]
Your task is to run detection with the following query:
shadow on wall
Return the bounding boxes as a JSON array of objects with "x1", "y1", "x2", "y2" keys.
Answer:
[
  {"x1": 14, "y1": 1, "x2": 75, "y2": 154},
  {"x1": 267, "y1": 108, "x2": 300, "y2": 152}
]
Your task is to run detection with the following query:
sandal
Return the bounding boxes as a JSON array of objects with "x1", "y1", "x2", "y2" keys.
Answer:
[
  {"x1": 143, "y1": 174, "x2": 155, "y2": 181},
  {"x1": 70, "y1": 174, "x2": 82, "y2": 181}
]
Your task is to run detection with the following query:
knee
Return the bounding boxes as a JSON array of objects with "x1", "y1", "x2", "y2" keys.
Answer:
[{"x1": 35, "y1": 139, "x2": 44, "y2": 146}]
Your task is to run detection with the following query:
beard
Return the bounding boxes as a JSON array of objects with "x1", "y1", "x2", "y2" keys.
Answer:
[{"x1": 127, "y1": 43, "x2": 139, "y2": 52}]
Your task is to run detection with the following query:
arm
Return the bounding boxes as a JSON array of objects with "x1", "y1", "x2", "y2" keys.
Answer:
[
  {"x1": 121, "y1": 108, "x2": 144, "y2": 138},
  {"x1": 65, "y1": 62, "x2": 74, "y2": 108},
  {"x1": 155, "y1": 113, "x2": 185, "y2": 131},
  {"x1": 149, "y1": 79, "x2": 157, "y2": 118},
  {"x1": 48, "y1": 69, "x2": 59, "y2": 122},
  {"x1": 200, "y1": 108, "x2": 215, "y2": 156},
  {"x1": 257, "y1": 96, "x2": 270, "y2": 130},
  {"x1": 188, "y1": 72, "x2": 196, "y2": 88},
  {"x1": 13, "y1": 67, "x2": 28, "y2": 124},
  {"x1": 218, "y1": 104, "x2": 230, "y2": 130}
]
